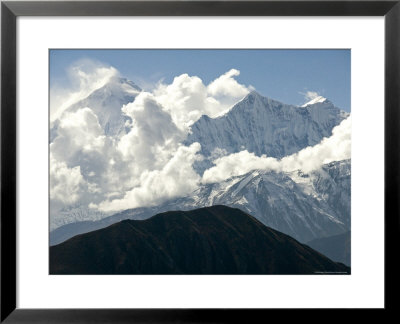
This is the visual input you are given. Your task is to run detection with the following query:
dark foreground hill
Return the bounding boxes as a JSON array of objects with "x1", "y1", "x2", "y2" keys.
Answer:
[
  {"x1": 306, "y1": 231, "x2": 351, "y2": 266},
  {"x1": 50, "y1": 205, "x2": 350, "y2": 275}
]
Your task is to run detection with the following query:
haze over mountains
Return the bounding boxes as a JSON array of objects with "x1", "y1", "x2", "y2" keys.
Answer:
[
  {"x1": 307, "y1": 231, "x2": 351, "y2": 266},
  {"x1": 50, "y1": 70, "x2": 351, "y2": 266}
]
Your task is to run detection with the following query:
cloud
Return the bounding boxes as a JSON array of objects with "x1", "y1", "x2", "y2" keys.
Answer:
[
  {"x1": 117, "y1": 92, "x2": 185, "y2": 172},
  {"x1": 202, "y1": 116, "x2": 351, "y2": 183},
  {"x1": 279, "y1": 116, "x2": 351, "y2": 172},
  {"x1": 50, "y1": 59, "x2": 118, "y2": 122},
  {"x1": 87, "y1": 69, "x2": 251, "y2": 212},
  {"x1": 49, "y1": 60, "x2": 351, "y2": 224},
  {"x1": 201, "y1": 151, "x2": 278, "y2": 184},
  {"x1": 50, "y1": 91, "x2": 200, "y2": 215},
  {"x1": 95, "y1": 143, "x2": 202, "y2": 212},
  {"x1": 153, "y1": 69, "x2": 251, "y2": 131},
  {"x1": 50, "y1": 153, "x2": 84, "y2": 204},
  {"x1": 50, "y1": 107, "x2": 131, "y2": 207},
  {"x1": 207, "y1": 69, "x2": 249, "y2": 97},
  {"x1": 51, "y1": 107, "x2": 107, "y2": 166},
  {"x1": 302, "y1": 91, "x2": 320, "y2": 101}
]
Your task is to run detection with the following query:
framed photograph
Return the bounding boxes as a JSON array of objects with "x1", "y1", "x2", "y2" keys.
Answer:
[{"x1": 1, "y1": 0, "x2": 399, "y2": 322}]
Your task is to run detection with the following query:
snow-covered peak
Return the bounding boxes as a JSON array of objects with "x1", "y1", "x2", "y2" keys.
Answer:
[
  {"x1": 240, "y1": 90, "x2": 271, "y2": 105},
  {"x1": 186, "y1": 91, "x2": 346, "y2": 167},
  {"x1": 57, "y1": 77, "x2": 142, "y2": 138},
  {"x1": 301, "y1": 96, "x2": 327, "y2": 107},
  {"x1": 245, "y1": 90, "x2": 263, "y2": 99},
  {"x1": 89, "y1": 77, "x2": 141, "y2": 99}
]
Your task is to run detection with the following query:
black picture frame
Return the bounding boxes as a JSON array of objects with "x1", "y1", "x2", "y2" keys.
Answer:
[{"x1": 1, "y1": 0, "x2": 399, "y2": 322}]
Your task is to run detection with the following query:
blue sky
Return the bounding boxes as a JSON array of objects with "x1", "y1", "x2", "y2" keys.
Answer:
[{"x1": 50, "y1": 49, "x2": 351, "y2": 111}]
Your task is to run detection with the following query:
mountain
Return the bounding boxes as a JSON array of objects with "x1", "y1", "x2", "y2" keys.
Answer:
[
  {"x1": 50, "y1": 77, "x2": 141, "y2": 141},
  {"x1": 50, "y1": 205, "x2": 107, "y2": 231},
  {"x1": 50, "y1": 160, "x2": 350, "y2": 246},
  {"x1": 185, "y1": 91, "x2": 348, "y2": 174},
  {"x1": 309, "y1": 159, "x2": 351, "y2": 229},
  {"x1": 49, "y1": 86, "x2": 351, "y2": 251},
  {"x1": 306, "y1": 231, "x2": 351, "y2": 266},
  {"x1": 50, "y1": 205, "x2": 350, "y2": 275}
]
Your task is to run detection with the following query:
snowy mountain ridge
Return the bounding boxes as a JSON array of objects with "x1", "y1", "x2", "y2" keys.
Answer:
[
  {"x1": 185, "y1": 91, "x2": 348, "y2": 174},
  {"x1": 51, "y1": 159, "x2": 351, "y2": 245}
]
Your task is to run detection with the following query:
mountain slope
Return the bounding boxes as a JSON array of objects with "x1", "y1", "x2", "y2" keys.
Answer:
[
  {"x1": 185, "y1": 91, "x2": 348, "y2": 173},
  {"x1": 306, "y1": 231, "x2": 351, "y2": 266},
  {"x1": 50, "y1": 160, "x2": 350, "y2": 246},
  {"x1": 50, "y1": 206, "x2": 350, "y2": 275},
  {"x1": 184, "y1": 160, "x2": 350, "y2": 241},
  {"x1": 50, "y1": 77, "x2": 141, "y2": 141}
]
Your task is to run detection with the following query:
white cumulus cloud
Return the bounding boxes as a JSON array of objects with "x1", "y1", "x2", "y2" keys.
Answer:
[
  {"x1": 50, "y1": 153, "x2": 84, "y2": 204},
  {"x1": 95, "y1": 143, "x2": 202, "y2": 212},
  {"x1": 51, "y1": 107, "x2": 107, "y2": 167},
  {"x1": 207, "y1": 69, "x2": 249, "y2": 98},
  {"x1": 153, "y1": 69, "x2": 251, "y2": 131},
  {"x1": 117, "y1": 92, "x2": 185, "y2": 171}
]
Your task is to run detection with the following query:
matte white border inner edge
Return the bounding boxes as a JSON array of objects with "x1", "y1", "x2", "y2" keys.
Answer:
[{"x1": 17, "y1": 17, "x2": 384, "y2": 308}]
